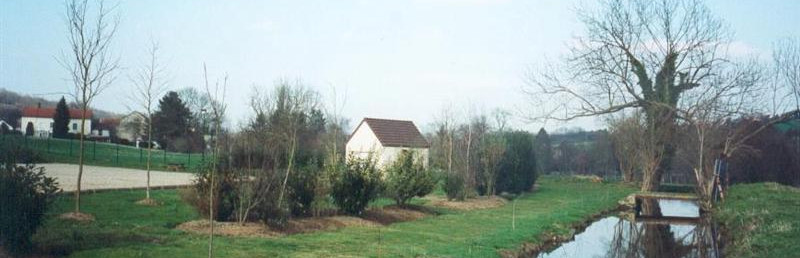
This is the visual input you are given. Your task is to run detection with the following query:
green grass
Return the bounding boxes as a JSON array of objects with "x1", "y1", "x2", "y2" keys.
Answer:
[
  {"x1": 33, "y1": 176, "x2": 635, "y2": 257},
  {"x1": 1, "y1": 134, "x2": 204, "y2": 171},
  {"x1": 715, "y1": 182, "x2": 800, "y2": 258}
]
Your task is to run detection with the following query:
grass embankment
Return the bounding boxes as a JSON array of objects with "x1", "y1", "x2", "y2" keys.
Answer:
[
  {"x1": 1, "y1": 135, "x2": 202, "y2": 171},
  {"x1": 33, "y1": 177, "x2": 635, "y2": 257},
  {"x1": 715, "y1": 182, "x2": 800, "y2": 258}
]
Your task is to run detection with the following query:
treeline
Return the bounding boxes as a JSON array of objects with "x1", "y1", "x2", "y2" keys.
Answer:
[
  {"x1": 428, "y1": 111, "x2": 538, "y2": 199},
  {"x1": 609, "y1": 111, "x2": 800, "y2": 187},
  {"x1": 182, "y1": 81, "x2": 438, "y2": 228}
]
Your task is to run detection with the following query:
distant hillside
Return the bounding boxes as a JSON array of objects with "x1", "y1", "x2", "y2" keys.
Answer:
[{"x1": 0, "y1": 88, "x2": 118, "y2": 127}]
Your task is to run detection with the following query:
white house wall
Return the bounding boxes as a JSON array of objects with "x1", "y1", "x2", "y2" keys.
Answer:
[
  {"x1": 345, "y1": 122, "x2": 383, "y2": 161},
  {"x1": 379, "y1": 147, "x2": 429, "y2": 168},
  {"x1": 345, "y1": 122, "x2": 430, "y2": 169},
  {"x1": 19, "y1": 117, "x2": 92, "y2": 137}
]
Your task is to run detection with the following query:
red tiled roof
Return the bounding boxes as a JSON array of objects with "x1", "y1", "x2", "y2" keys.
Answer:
[
  {"x1": 350, "y1": 118, "x2": 430, "y2": 148},
  {"x1": 22, "y1": 107, "x2": 92, "y2": 119}
]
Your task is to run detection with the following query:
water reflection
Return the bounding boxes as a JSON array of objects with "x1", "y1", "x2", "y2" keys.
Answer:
[{"x1": 537, "y1": 199, "x2": 721, "y2": 258}]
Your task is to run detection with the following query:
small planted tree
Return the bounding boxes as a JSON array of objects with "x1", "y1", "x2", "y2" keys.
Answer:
[
  {"x1": 331, "y1": 155, "x2": 382, "y2": 215},
  {"x1": 384, "y1": 151, "x2": 437, "y2": 206}
]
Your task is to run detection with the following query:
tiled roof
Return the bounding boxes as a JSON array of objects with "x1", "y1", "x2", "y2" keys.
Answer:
[
  {"x1": 352, "y1": 117, "x2": 430, "y2": 148},
  {"x1": 22, "y1": 107, "x2": 92, "y2": 119}
]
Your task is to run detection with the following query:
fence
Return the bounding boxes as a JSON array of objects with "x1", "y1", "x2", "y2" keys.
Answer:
[{"x1": 1, "y1": 134, "x2": 205, "y2": 171}]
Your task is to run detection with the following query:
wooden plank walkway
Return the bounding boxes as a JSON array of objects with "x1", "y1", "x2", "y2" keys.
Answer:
[{"x1": 635, "y1": 192, "x2": 699, "y2": 201}]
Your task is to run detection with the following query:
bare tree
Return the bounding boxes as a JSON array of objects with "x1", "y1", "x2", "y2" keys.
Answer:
[
  {"x1": 202, "y1": 64, "x2": 227, "y2": 258},
  {"x1": 250, "y1": 80, "x2": 319, "y2": 213},
  {"x1": 774, "y1": 38, "x2": 800, "y2": 112},
  {"x1": 525, "y1": 0, "x2": 738, "y2": 192},
  {"x1": 60, "y1": 0, "x2": 119, "y2": 215},
  {"x1": 680, "y1": 52, "x2": 797, "y2": 209},
  {"x1": 128, "y1": 41, "x2": 168, "y2": 203},
  {"x1": 607, "y1": 112, "x2": 646, "y2": 182}
]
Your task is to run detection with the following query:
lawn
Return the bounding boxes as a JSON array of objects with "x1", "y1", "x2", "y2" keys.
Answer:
[
  {"x1": 33, "y1": 176, "x2": 635, "y2": 257},
  {"x1": 1, "y1": 134, "x2": 203, "y2": 171},
  {"x1": 715, "y1": 182, "x2": 800, "y2": 258}
]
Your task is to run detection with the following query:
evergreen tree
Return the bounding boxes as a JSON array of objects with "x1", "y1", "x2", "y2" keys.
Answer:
[
  {"x1": 52, "y1": 97, "x2": 71, "y2": 139},
  {"x1": 152, "y1": 91, "x2": 194, "y2": 151},
  {"x1": 533, "y1": 128, "x2": 554, "y2": 175},
  {"x1": 24, "y1": 123, "x2": 34, "y2": 136}
]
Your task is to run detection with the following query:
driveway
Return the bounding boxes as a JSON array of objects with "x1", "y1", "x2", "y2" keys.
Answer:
[{"x1": 38, "y1": 163, "x2": 195, "y2": 192}]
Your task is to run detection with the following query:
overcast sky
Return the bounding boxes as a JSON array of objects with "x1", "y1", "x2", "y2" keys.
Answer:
[{"x1": 2, "y1": 0, "x2": 799, "y2": 133}]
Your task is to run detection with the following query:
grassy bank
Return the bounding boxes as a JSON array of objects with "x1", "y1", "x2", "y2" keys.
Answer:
[
  {"x1": 715, "y1": 182, "x2": 800, "y2": 258},
  {"x1": 33, "y1": 177, "x2": 635, "y2": 257},
  {"x1": 1, "y1": 134, "x2": 202, "y2": 171}
]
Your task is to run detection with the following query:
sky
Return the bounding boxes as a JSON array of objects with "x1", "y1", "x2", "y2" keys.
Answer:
[{"x1": 1, "y1": 0, "x2": 799, "y2": 133}]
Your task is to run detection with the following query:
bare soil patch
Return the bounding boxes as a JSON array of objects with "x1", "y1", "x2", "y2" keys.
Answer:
[
  {"x1": 362, "y1": 205, "x2": 433, "y2": 225},
  {"x1": 58, "y1": 212, "x2": 95, "y2": 222},
  {"x1": 135, "y1": 198, "x2": 160, "y2": 206},
  {"x1": 177, "y1": 220, "x2": 281, "y2": 238},
  {"x1": 426, "y1": 195, "x2": 507, "y2": 211},
  {"x1": 177, "y1": 205, "x2": 436, "y2": 237}
]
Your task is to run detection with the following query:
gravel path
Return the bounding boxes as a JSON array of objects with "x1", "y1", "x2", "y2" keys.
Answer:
[{"x1": 39, "y1": 163, "x2": 195, "y2": 192}]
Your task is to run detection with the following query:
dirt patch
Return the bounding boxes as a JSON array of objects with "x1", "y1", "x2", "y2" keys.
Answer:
[
  {"x1": 177, "y1": 206, "x2": 435, "y2": 237},
  {"x1": 135, "y1": 198, "x2": 160, "y2": 206},
  {"x1": 426, "y1": 195, "x2": 507, "y2": 211},
  {"x1": 177, "y1": 220, "x2": 281, "y2": 238},
  {"x1": 59, "y1": 212, "x2": 95, "y2": 222},
  {"x1": 284, "y1": 216, "x2": 380, "y2": 234},
  {"x1": 573, "y1": 175, "x2": 603, "y2": 183},
  {"x1": 362, "y1": 205, "x2": 433, "y2": 225}
]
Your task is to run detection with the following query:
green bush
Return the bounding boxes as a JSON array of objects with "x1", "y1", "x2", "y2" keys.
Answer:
[
  {"x1": 288, "y1": 161, "x2": 321, "y2": 217},
  {"x1": 496, "y1": 131, "x2": 538, "y2": 194},
  {"x1": 184, "y1": 160, "x2": 237, "y2": 221},
  {"x1": 331, "y1": 155, "x2": 382, "y2": 215},
  {"x1": 0, "y1": 148, "x2": 59, "y2": 255},
  {"x1": 444, "y1": 172, "x2": 466, "y2": 201},
  {"x1": 384, "y1": 151, "x2": 437, "y2": 205}
]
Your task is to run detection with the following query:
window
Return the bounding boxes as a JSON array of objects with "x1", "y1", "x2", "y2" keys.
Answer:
[
  {"x1": 72, "y1": 123, "x2": 77, "y2": 130},
  {"x1": 50, "y1": 122, "x2": 54, "y2": 129}
]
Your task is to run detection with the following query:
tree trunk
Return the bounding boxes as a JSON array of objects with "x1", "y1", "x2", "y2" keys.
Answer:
[
  {"x1": 75, "y1": 107, "x2": 88, "y2": 213},
  {"x1": 146, "y1": 114, "x2": 152, "y2": 200}
]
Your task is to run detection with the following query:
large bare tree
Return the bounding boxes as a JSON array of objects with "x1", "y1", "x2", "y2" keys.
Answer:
[
  {"x1": 60, "y1": 0, "x2": 119, "y2": 216},
  {"x1": 128, "y1": 41, "x2": 168, "y2": 203},
  {"x1": 525, "y1": 0, "x2": 736, "y2": 192}
]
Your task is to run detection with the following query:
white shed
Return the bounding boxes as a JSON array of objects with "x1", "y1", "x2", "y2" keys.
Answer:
[{"x1": 345, "y1": 118, "x2": 430, "y2": 168}]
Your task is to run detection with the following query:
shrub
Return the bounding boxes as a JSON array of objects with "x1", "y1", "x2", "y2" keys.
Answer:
[
  {"x1": 184, "y1": 160, "x2": 238, "y2": 221},
  {"x1": 288, "y1": 162, "x2": 320, "y2": 217},
  {"x1": 331, "y1": 155, "x2": 382, "y2": 215},
  {"x1": 443, "y1": 172, "x2": 465, "y2": 201},
  {"x1": 0, "y1": 148, "x2": 59, "y2": 255},
  {"x1": 384, "y1": 151, "x2": 437, "y2": 205},
  {"x1": 496, "y1": 131, "x2": 538, "y2": 194}
]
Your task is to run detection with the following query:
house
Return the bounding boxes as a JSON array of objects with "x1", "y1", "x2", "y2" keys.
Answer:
[
  {"x1": 116, "y1": 112, "x2": 146, "y2": 143},
  {"x1": 346, "y1": 117, "x2": 430, "y2": 168},
  {"x1": 20, "y1": 105, "x2": 92, "y2": 138}
]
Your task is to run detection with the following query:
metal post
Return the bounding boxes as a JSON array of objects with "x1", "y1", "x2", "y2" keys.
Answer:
[
  {"x1": 116, "y1": 143, "x2": 120, "y2": 165},
  {"x1": 140, "y1": 147, "x2": 143, "y2": 163},
  {"x1": 93, "y1": 140, "x2": 97, "y2": 161}
]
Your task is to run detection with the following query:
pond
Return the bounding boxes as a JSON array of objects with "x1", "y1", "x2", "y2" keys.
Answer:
[{"x1": 537, "y1": 199, "x2": 723, "y2": 258}]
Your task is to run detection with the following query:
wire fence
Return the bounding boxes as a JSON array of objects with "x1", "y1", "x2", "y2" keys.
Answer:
[{"x1": 1, "y1": 134, "x2": 205, "y2": 171}]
